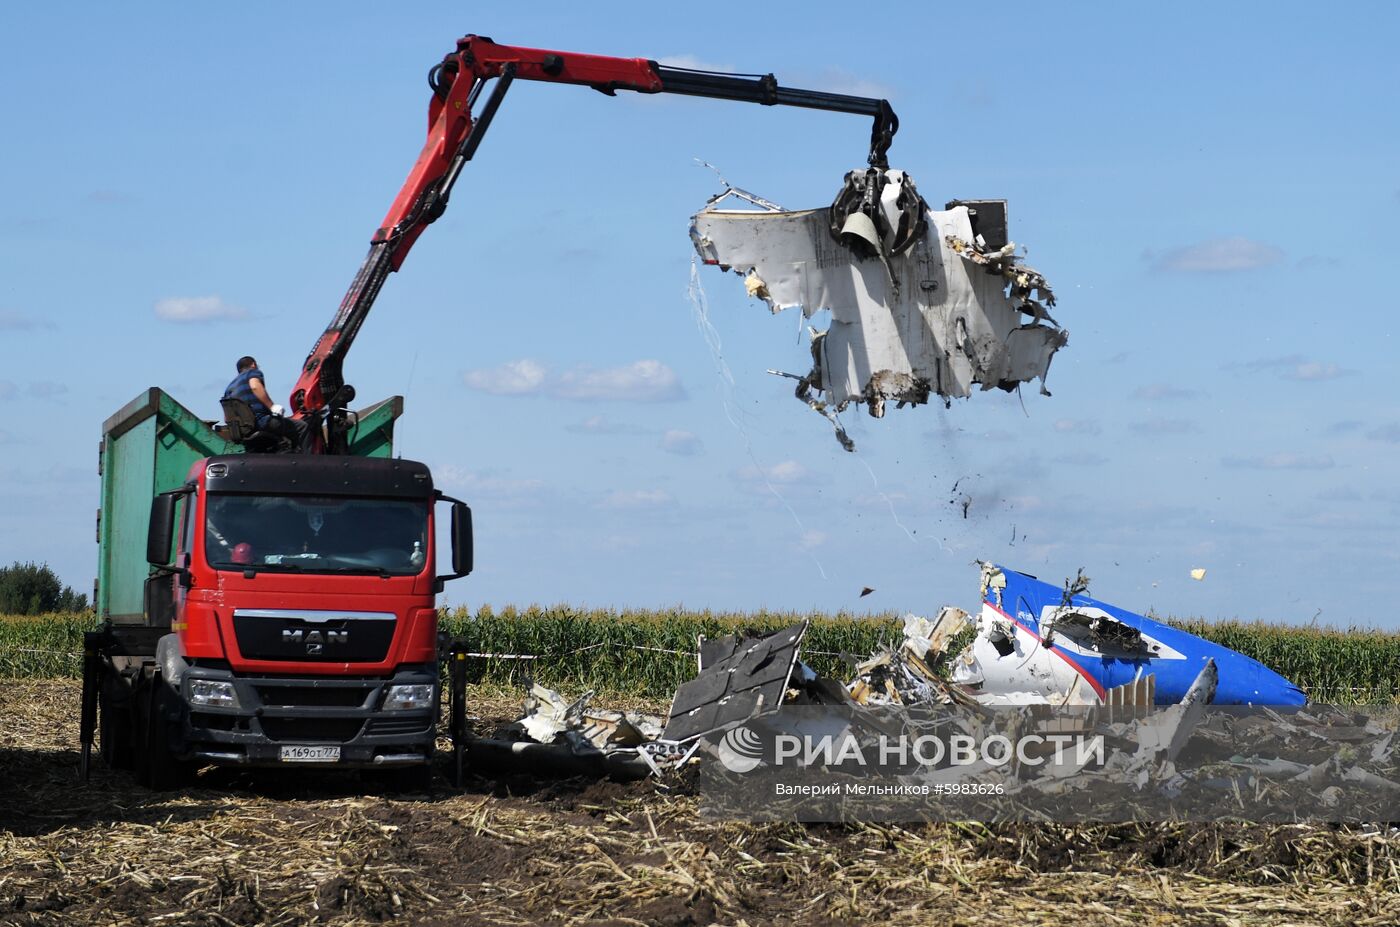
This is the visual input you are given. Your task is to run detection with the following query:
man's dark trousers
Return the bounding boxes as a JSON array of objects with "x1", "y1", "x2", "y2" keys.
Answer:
[{"x1": 261, "y1": 414, "x2": 314, "y2": 453}]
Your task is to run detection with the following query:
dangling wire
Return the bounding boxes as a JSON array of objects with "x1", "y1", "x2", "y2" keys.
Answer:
[{"x1": 687, "y1": 258, "x2": 828, "y2": 581}]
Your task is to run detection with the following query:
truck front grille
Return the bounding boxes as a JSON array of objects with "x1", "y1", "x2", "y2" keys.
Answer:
[
  {"x1": 365, "y1": 717, "x2": 432, "y2": 736},
  {"x1": 259, "y1": 717, "x2": 365, "y2": 743},
  {"x1": 254, "y1": 685, "x2": 373, "y2": 708},
  {"x1": 232, "y1": 609, "x2": 396, "y2": 663}
]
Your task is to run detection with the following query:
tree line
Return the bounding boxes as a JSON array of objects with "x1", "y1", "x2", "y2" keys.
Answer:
[{"x1": 0, "y1": 562, "x2": 89, "y2": 614}]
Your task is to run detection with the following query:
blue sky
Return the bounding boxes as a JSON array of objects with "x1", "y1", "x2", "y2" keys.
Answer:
[{"x1": 1, "y1": 3, "x2": 1397, "y2": 626}]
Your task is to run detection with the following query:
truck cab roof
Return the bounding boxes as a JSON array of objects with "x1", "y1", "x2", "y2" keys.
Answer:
[{"x1": 198, "y1": 454, "x2": 434, "y2": 498}]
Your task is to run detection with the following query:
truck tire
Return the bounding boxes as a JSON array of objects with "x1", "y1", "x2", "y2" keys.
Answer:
[
  {"x1": 98, "y1": 670, "x2": 135, "y2": 771},
  {"x1": 135, "y1": 673, "x2": 194, "y2": 790}
]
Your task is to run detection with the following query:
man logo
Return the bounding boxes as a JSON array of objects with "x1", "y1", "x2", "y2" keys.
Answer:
[
  {"x1": 281, "y1": 628, "x2": 348, "y2": 656},
  {"x1": 716, "y1": 725, "x2": 764, "y2": 773}
]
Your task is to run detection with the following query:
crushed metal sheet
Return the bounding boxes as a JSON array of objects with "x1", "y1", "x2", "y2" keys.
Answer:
[
  {"x1": 513, "y1": 684, "x2": 664, "y2": 752},
  {"x1": 468, "y1": 684, "x2": 676, "y2": 780},
  {"x1": 1122, "y1": 658, "x2": 1218, "y2": 781},
  {"x1": 663, "y1": 621, "x2": 808, "y2": 742},
  {"x1": 690, "y1": 173, "x2": 1066, "y2": 449},
  {"x1": 846, "y1": 607, "x2": 973, "y2": 709}
]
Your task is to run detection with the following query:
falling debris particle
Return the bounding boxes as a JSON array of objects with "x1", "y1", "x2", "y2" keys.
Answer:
[
  {"x1": 690, "y1": 175, "x2": 1066, "y2": 450},
  {"x1": 1190, "y1": 568, "x2": 1207, "y2": 581},
  {"x1": 859, "y1": 586, "x2": 876, "y2": 598},
  {"x1": 1062, "y1": 567, "x2": 1092, "y2": 602}
]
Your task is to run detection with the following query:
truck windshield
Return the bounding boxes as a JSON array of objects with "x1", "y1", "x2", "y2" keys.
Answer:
[{"x1": 204, "y1": 494, "x2": 429, "y2": 575}]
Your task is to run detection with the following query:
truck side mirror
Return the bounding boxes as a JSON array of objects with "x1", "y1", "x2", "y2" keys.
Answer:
[
  {"x1": 147, "y1": 493, "x2": 179, "y2": 566},
  {"x1": 451, "y1": 502, "x2": 473, "y2": 577}
]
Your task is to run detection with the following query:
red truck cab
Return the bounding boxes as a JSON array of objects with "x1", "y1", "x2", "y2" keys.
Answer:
[{"x1": 121, "y1": 453, "x2": 471, "y2": 786}]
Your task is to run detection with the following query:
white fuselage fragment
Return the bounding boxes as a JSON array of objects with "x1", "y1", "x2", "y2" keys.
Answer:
[{"x1": 691, "y1": 200, "x2": 1066, "y2": 417}]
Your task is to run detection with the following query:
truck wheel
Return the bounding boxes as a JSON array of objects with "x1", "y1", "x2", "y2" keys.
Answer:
[
  {"x1": 136, "y1": 673, "x2": 194, "y2": 790},
  {"x1": 98, "y1": 672, "x2": 135, "y2": 770}
]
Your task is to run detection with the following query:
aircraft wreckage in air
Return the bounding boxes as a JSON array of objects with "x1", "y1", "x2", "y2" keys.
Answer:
[{"x1": 690, "y1": 168, "x2": 1065, "y2": 449}]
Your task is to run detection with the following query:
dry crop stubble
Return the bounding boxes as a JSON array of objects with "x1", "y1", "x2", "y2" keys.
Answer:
[{"x1": 1, "y1": 680, "x2": 1398, "y2": 926}]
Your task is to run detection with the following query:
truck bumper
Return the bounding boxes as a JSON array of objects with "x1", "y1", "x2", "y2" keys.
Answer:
[{"x1": 172, "y1": 664, "x2": 438, "y2": 768}]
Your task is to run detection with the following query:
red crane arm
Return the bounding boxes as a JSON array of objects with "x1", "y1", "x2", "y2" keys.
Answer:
[{"x1": 290, "y1": 35, "x2": 897, "y2": 450}]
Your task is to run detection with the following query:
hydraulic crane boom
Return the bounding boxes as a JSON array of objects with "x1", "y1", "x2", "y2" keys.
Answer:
[{"x1": 290, "y1": 34, "x2": 900, "y2": 451}]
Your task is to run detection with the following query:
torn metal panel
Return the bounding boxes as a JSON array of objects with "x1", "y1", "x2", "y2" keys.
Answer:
[
  {"x1": 513, "y1": 684, "x2": 664, "y2": 752},
  {"x1": 663, "y1": 621, "x2": 808, "y2": 742},
  {"x1": 951, "y1": 563, "x2": 1307, "y2": 707},
  {"x1": 845, "y1": 607, "x2": 975, "y2": 709},
  {"x1": 903, "y1": 606, "x2": 970, "y2": 661},
  {"x1": 1123, "y1": 659, "x2": 1218, "y2": 780},
  {"x1": 518, "y1": 684, "x2": 592, "y2": 744},
  {"x1": 690, "y1": 172, "x2": 1066, "y2": 446},
  {"x1": 470, "y1": 684, "x2": 674, "y2": 781}
]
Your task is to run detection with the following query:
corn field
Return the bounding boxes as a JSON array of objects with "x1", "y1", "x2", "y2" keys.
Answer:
[{"x1": 3, "y1": 608, "x2": 1398, "y2": 703}]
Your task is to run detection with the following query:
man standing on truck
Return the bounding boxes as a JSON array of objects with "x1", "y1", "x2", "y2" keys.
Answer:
[{"x1": 223, "y1": 355, "x2": 313, "y2": 453}]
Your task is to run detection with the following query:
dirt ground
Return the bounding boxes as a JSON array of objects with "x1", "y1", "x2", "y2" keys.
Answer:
[{"x1": 1, "y1": 681, "x2": 1397, "y2": 926}]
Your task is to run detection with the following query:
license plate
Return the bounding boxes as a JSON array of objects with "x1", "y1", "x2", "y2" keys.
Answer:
[{"x1": 279, "y1": 745, "x2": 341, "y2": 763}]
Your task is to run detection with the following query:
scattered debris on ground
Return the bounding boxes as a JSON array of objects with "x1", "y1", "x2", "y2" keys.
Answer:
[{"x1": 452, "y1": 562, "x2": 1380, "y2": 824}]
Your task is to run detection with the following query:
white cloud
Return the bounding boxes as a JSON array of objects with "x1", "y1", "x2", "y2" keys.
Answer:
[
  {"x1": 462, "y1": 359, "x2": 550, "y2": 396},
  {"x1": 464, "y1": 359, "x2": 684, "y2": 403},
  {"x1": 1234, "y1": 355, "x2": 1353, "y2": 382},
  {"x1": 656, "y1": 55, "x2": 734, "y2": 73},
  {"x1": 1128, "y1": 418, "x2": 1199, "y2": 436},
  {"x1": 553, "y1": 360, "x2": 684, "y2": 402},
  {"x1": 27, "y1": 381, "x2": 67, "y2": 400},
  {"x1": 432, "y1": 464, "x2": 547, "y2": 505},
  {"x1": 778, "y1": 67, "x2": 895, "y2": 99},
  {"x1": 1152, "y1": 237, "x2": 1284, "y2": 272},
  {"x1": 154, "y1": 295, "x2": 248, "y2": 323},
  {"x1": 565, "y1": 415, "x2": 651, "y2": 436},
  {"x1": 736, "y1": 460, "x2": 811, "y2": 484},
  {"x1": 1132, "y1": 384, "x2": 1201, "y2": 401},
  {"x1": 1053, "y1": 452, "x2": 1109, "y2": 466},
  {"x1": 798, "y1": 530, "x2": 827, "y2": 551},
  {"x1": 1053, "y1": 418, "x2": 1102, "y2": 436},
  {"x1": 660, "y1": 429, "x2": 704, "y2": 456},
  {"x1": 1222, "y1": 453, "x2": 1335, "y2": 471},
  {"x1": 599, "y1": 489, "x2": 674, "y2": 510},
  {"x1": 1283, "y1": 361, "x2": 1351, "y2": 382}
]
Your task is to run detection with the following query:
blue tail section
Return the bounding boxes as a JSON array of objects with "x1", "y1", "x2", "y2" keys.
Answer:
[{"x1": 989, "y1": 564, "x2": 1307, "y2": 706}]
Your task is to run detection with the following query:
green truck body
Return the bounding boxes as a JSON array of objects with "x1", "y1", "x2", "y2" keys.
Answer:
[{"x1": 96, "y1": 388, "x2": 403, "y2": 624}]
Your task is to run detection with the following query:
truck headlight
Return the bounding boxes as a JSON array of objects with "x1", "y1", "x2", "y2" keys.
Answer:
[
  {"x1": 188, "y1": 679, "x2": 239, "y2": 709},
  {"x1": 383, "y1": 684, "x2": 434, "y2": 711}
]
